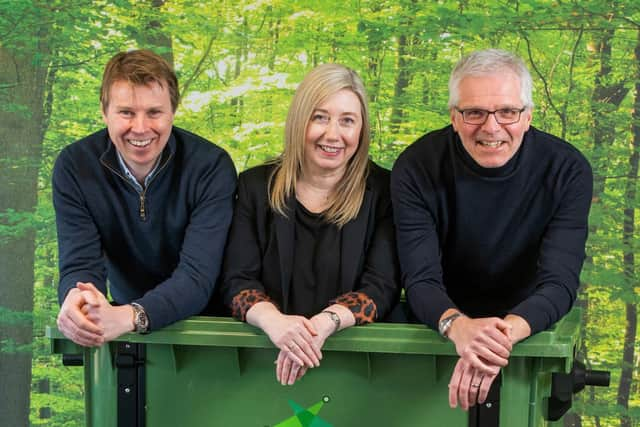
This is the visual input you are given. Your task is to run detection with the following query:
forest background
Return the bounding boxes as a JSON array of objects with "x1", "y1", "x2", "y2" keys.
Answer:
[{"x1": 0, "y1": 1, "x2": 638, "y2": 426}]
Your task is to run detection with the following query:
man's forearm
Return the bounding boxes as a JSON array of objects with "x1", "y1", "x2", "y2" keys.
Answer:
[{"x1": 503, "y1": 314, "x2": 531, "y2": 344}]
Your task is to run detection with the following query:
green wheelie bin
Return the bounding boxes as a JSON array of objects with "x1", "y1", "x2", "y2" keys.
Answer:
[{"x1": 47, "y1": 308, "x2": 607, "y2": 427}]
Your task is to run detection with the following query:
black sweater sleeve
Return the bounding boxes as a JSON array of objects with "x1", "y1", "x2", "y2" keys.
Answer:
[
  {"x1": 390, "y1": 135, "x2": 456, "y2": 329},
  {"x1": 508, "y1": 149, "x2": 593, "y2": 333}
]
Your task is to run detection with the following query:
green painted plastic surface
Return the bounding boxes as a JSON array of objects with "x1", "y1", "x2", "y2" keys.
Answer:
[{"x1": 47, "y1": 309, "x2": 581, "y2": 426}]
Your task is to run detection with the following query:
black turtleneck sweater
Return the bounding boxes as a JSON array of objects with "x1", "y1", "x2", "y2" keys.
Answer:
[{"x1": 391, "y1": 125, "x2": 592, "y2": 334}]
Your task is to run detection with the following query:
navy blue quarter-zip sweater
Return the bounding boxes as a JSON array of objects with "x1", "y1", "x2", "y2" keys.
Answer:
[{"x1": 53, "y1": 127, "x2": 237, "y2": 330}]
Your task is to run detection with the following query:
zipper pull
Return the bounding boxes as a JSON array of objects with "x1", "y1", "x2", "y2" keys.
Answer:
[{"x1": 139, "y1": 193, "x2": 146, "y2": 220}]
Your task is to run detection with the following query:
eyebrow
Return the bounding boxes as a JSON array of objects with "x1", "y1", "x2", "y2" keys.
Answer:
[
  {"x1": 312, "y1": 108, "x2": 359, "y2": 116},
  {"x1": 458, "y1": 105, "x2": 522, "y2": 110},
  {"x1": 114, "y1": 105, "x2": 166, "y2": 111}
]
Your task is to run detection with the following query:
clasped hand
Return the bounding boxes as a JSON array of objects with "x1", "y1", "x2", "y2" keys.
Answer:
[
  {"x1": 261, "y1": 312, "x2": 334, "y2": 385},
  {"x1": 57, "y1": 282, "x2": 134, "y2": 346},
  {"x1": 447, "y1": 316, "x2": 513, "y2": 411}
]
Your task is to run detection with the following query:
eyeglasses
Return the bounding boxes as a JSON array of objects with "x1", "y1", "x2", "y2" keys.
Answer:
[{"x1": 455, "y1": 107, "x2": 526, "y2": 125}]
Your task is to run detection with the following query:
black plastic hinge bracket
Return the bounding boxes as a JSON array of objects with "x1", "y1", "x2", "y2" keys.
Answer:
[
  {"x1": 115, "y1": 342, "x2": 146, "y2": 427},
  {"x1": 468, "y1": 373, "x2": 501, "y2": 427}
]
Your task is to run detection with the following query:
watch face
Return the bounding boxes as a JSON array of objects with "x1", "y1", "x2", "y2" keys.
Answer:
[
  {"x1": 136, "y1": 312, "x2": 143, "y2": 327},
  {"x1": 132, "y1": 304, "x2": 149, "y2": 333},
  {"x1": 138, "y1": 312, "x2": 148, "y2": 330}
]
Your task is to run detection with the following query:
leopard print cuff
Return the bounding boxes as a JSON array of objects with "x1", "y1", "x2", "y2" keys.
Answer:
[
  {"x1": 231, "y1": 289, "x2": 275, "y2": 321},
  {"x1": 331, "y1": 292, "x2": 377, "y2": 325}
]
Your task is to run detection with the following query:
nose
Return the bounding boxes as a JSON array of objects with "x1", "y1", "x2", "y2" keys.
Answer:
[
  {"x1": 480, "y1": 112, "x2": 501, "y2": 132},
  {"x1": 131, "y1": 114, "x2": 148, "y2": 133},
  {"x1": 324, "y1": 119, "x2": 340, "y2": 140}
]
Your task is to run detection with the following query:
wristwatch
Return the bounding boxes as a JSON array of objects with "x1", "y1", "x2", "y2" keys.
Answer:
[
  {"x1": 131, "y1": 302, "x2": 149, "y2": 334},
  {"x1": 322, "y1": 310, "x2": 341, "y2": 334},
  {"x1": 438, "y1": 312, "x2": 464, "y2": 338}
]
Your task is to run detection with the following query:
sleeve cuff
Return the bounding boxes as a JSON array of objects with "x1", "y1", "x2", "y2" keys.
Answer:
[
  {"x1": 331, "y1": 291, "x2": 377, "y2": 325},
  {"x1": 231, "y1": 289, "x2": 277, "y2": 321}
]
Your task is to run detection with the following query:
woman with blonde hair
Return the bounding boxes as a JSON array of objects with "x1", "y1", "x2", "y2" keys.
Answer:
[{"x1": 221, "y1": 63, "x2": 399, "y2": 385}]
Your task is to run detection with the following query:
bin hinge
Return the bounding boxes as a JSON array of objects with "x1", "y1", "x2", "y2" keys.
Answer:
[
  {"x1": 468, "y1": 372, "x2": 500, "y2": 427},
  {"x1": 115, "y1": 342, "x2": 146, "y2": 427}
]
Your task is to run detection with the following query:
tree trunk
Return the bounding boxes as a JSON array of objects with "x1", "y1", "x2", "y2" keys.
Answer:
[
  {"x1": 230, "y1": 16, "x2": 247, "y2": 129},
  {"x1": 590, "y1": 28, "x2": 628, "y2": 199},
  {"x1": 389, "y1": 32, "x2": 412, "y2": 134},
  {"x1": 360, "y1": 2, "x2": 386, "y2": 105},
  {"x1": 574, "y1": 27, "x2": 629, "y2": 427},
  {"x1": 0, "y1": 13, "x2": 51, "y2": 427},
  {"x1": 617, "y1": 304, "x2": 637, "y2": 427},
  {"x1": 138, "y1": 0, "x2": 174, "y2": 66},
  {"x1": 267, "y1": 6, "x2": 280, "y2": 72},
  {"x1": 564, "y1": 412, "x2": 582, "y2": 427},
  {"x1": 389, "y1": 0, "x2": 418, "y2": 134},
  {"x1": 616, "y1": 29, "x2": 640, "y2": 427}
]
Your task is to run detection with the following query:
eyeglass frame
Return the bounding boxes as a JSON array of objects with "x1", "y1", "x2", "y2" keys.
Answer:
[{"x1": 454, "y1": 107, "x2": 527, "y2": 125}]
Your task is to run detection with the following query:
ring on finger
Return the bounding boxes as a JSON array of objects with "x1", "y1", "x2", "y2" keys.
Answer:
[{"x1": 471, "y1": 374, "x2": 484, "y2": 388}]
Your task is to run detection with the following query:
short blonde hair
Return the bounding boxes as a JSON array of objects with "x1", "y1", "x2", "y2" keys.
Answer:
[
  {"x1": 100, "y1": 49, "x2": 179, "y2": 112},
  {"x1": 269, "y1": 63, "x2": 371, "y2": 227}
]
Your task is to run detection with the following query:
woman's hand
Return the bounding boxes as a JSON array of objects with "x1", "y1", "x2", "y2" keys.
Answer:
[
  {"x1": 267, "y1": 313, "x2": 322, "y2": 368},
  {"x1": 247, "y1": 302, "x2": 322, "y2": 368},
  {"x1": 274, "y1": 313, "x2": 334, "y2": 385},
  {"x1": 274, "y1": 307, "x2": 355, "y2": 385},
  {"x1": 275, "y1": 350, "x2": 309, "y2": 385}
]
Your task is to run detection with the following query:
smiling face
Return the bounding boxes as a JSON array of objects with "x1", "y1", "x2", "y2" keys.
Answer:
[
  {"x1": 303, "y1": 89, "x2": 363, "y2": 178},
  {"x1": 102, "y1": 79, "x2": 175, "y2": 182},
  {"x1": 450, "y1": 72, "x2": 532, "y2": 168}
]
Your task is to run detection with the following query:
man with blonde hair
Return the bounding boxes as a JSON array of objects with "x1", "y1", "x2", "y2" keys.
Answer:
[
  {"x1": 392, "y1": 49, "x2": 592, "y2": 411},
  {"x1": 53, "y1": 49, "x2": 236, "y2": 345}
]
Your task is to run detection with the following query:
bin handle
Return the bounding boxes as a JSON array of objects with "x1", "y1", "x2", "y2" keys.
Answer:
[
  {"x1": 572, "y1": 360, "x2": 610, "y2": 392},
  {"x1": 62, "y1": 354, "x2": 83, "y2": 366},
  {"x1": 547, "y1": 360, "x2": 610, "y2": 421}
]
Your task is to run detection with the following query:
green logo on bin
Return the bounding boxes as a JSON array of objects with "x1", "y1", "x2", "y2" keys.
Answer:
[{"x1": 273, "y1": 396, "x2": 332, "y2": 427}]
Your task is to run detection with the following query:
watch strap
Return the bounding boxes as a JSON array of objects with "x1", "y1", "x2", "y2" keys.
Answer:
[
  {"x1": 438, "y1": 312, "x2": 464, "y2": 338},
  {"x1": 322, "y1": 310, "x2": 341, "y2": 334}
]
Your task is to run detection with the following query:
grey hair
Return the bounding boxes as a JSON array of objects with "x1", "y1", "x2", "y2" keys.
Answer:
[{"x1": 448, "y1": 49, "x2": 534, "y2": 109}]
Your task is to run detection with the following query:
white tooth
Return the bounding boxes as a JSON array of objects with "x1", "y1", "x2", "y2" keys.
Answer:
[
  {"x1": 320, "y1": 145, "x2": 339, "y2": 153},
  {"x1": 128, "y1": 139, "x2": 152, "y2": 147},
  {"x1": 480, "y1": 141, "x2": 502, "y2": 147}
]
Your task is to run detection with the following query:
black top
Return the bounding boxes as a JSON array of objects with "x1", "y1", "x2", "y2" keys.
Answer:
[
  {"x1": 52, "y1": 127, "x2": 237, "y2": 330},
  {"x1": 221, "y1": 161, "x2": 401, "y2": 318},
  {"x1": 290, "y1": 202, "x2": 341, "y2": 317},
  {"x1": 391, "y1": 125, "x2": 593, "y2": 334}
]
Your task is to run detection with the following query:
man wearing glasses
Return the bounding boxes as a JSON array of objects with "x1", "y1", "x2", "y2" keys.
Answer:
[{"x1": 391, "y1": 49, "x2": 592, "y2": 412}]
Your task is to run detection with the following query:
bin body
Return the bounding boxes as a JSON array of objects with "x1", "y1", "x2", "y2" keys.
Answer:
[{"x1": 48, "y1": 309, "x2": 580, "y2": 427}]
